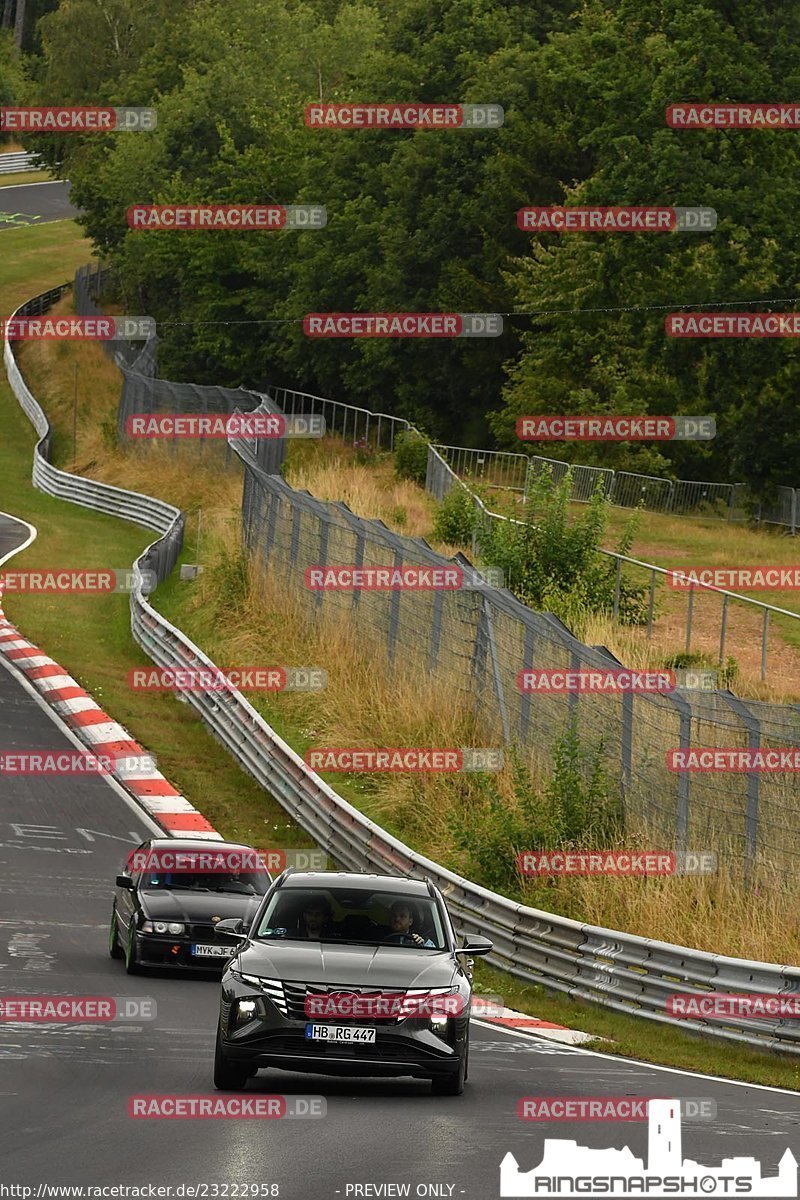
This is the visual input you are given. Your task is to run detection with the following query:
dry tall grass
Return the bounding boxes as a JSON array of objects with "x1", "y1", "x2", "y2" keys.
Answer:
[{"x1": 14, "y1": 295, "x2": 800, "y2": 963}]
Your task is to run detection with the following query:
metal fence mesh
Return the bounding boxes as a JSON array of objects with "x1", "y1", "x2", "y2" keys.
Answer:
[{"x1": 235, "y1": 436, "x2": 800, "y2": 876}]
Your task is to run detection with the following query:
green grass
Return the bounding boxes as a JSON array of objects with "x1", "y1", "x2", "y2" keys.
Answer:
[
  {"x1": 0, "y1": 221, "x2": 315, "y2": 853},
  {"x1": 473, "y1": 960, "x2": 800, "y2": 1090},
  {"x1": 3, "y1": 219, "x2": 799, "y2": 1090},
  {"x1": 0, "y1": 220, "x2": 89, "y2": 309},
  {"x1": 0, "y1": 170, "x2": 54, "y2": 188}
]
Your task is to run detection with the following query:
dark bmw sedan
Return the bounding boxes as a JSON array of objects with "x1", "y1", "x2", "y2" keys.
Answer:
[
  {"x1": 109, "y1": 838, "x2": 273, "y2": 973},
  {"x1": 213, "y1": 870, "x2": 492, "y2": 1095}
]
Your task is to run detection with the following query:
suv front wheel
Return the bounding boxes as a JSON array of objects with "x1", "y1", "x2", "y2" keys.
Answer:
[
  {"x1": 213, "y1": 1030, "x2": 251, "y2": 1091},
  {"x1": 431, "y1": 1033, "x2": 468, "y2": 1096}
]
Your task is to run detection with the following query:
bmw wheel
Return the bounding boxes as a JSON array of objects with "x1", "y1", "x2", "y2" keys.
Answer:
[
  {"x1": 124, "y1": 925, "x2": 141, "y2": 975},
  {"x1": 108, "y1": 905, "x2": 124, "y2": 960}
]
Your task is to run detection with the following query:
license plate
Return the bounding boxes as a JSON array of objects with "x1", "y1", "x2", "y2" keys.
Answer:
[
  {"x1": 305, "y1": 1024, "x2": 377, "y2": 1043},
  {"x1": 191, "y1": 944, "x2": 233, "y2": 957}
]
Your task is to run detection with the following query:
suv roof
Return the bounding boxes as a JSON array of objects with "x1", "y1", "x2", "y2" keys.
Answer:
[{"x1": 277, "y1": 870, "x2": 432, "y2": 895}]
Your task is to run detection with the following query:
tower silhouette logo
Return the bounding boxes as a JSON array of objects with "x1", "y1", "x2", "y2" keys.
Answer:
[{"x1": 500, "y1": 1098, "x2": 797, "y2": 1197}]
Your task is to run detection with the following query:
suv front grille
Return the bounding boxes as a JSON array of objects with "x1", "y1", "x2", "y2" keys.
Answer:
[{"x1": 283, "y1": 983, "x2": 410, "y2": 1025}]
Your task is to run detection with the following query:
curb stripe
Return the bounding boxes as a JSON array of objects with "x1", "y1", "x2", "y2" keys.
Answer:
[{"x1": 0, "y1": 588, "x2": 223, "y2": 842}]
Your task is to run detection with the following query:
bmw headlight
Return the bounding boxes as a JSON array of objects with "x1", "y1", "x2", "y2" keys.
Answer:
[{"x1": 140, "y1": 920, "x2": 185, "y2": 934}]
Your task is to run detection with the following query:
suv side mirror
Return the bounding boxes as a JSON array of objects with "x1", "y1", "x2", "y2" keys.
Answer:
[
  {"x1": 115, "y1": 874, "x2": 135, "y2": 890},
  {"x1": 215, "y1": 918, "x2": 247, "y2": 940},
  {"x1": 456, "y1": 934, "x2": 492, "y2": 955}
]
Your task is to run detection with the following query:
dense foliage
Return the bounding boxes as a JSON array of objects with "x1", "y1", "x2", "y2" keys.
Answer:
[{"x1": 4, "y1": 0, "x2": 799, "y2": 490}]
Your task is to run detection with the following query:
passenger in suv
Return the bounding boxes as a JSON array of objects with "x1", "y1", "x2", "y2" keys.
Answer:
[{"x1": 212, "y1": 870, "x2": 492, "y2": 1096}]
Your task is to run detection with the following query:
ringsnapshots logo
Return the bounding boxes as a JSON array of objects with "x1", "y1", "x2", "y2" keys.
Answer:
[
  {"x1": 127, "y1": 204, "x2": 326, "y2": 231},
  {"x1": 667, "y1": 102, "x2": 800, "y2": 128},
  {"x1": 517, "y1": 1096, "x2": 717, "y2": 1123},
  {"x1": 667, "y1": 312, "x2": 800, "y2": 337},
  {"x1": 0, "y1": 568, "x2": 157, "y2": 593},
  {"x1": 517, "y1": 207, "x2": 716, "y2": 232},
  {"x1": 304, "y1": 313, "x2": 503, "y2": 338},
  {"x1": 125, "y1": 413, "x2": 324, "y2": 439},
  {"x1": 305, "y1": 748, "x2": 504, "y2": 773},
  {"x1": 304, "y1": 565, "x2": 504, "y2": 590},
  {"x1": 2, "y1": 317, "x2": 155, "y2": 341},
  {"x1": 0, "y1": 751, "x2": 159, "y2": 778},
  {"x1": 0, "y1": 995, "x2": 156, "y2": 1022},
  {"x1": 127, "y1": 666, "x2": 327, "y2": 692},
  {"x1": 501, "y1": 1097, "x2": 798, "y2": 1198},
  {"x1": 128, "y1": 1095, "x2": 326, "y2": 1119},
  {"x1": 304, "y1": 103, "x2": 504, "y2": 129},
  {"x1": 0, "y1": 107, "x2": 156, "y2": 132},
  {"x1": 516, "y1": 416, "x2": 715, "y2": 441},
  {"x1": 517, "y1": 850, "x2": 717, "y2": 876}
]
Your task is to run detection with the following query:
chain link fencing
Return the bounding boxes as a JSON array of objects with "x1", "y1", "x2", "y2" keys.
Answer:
[{"x1": 234, "y1": 423, "x2": 800, "y2": 878}]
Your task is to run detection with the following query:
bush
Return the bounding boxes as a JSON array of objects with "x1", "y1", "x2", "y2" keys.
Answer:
[
  {"x1": 450, "y1": 723, "x2": 622, "y2": 899},
  {"x1": 479, "y1": 467, "x2": 649, "y2": 625},
  {"x1": 394, "y1": 431, "x2": 429, "y2": 485},
  {"x1": 432, "y1": 484, "x2": 478, "y2": 546}
]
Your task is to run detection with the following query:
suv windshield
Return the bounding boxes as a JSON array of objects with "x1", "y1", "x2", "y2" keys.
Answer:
[{"x1": 255, "y1": 887, "x2": 446, "y2": 949}]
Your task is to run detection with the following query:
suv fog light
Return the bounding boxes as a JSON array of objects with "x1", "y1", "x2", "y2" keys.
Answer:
[
  {"x1": 430, "y1": 1014, "x2": 449, "y2": 1034},
  {"x1": 238, "y1": 999, "x2": 257, "y2": 1019}
]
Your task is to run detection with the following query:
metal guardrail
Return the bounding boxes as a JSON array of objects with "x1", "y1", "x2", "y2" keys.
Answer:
[
  {"x1": 7, "y1": 285, "x2": 800, "y2": 1058},
  {"x1": 0, "y1": 151, "x2": 43, "y2": 174}
]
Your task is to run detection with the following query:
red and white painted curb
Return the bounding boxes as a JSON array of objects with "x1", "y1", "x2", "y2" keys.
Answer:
[
  {"x1": 480, "y1": 1005, "x2": 599, "y2": 1045},
  {"x1": 0, "y1": 583, "x2": 223, "y2": 842}
]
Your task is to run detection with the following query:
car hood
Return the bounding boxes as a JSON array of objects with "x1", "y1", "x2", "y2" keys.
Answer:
[
  {"x1": 236, "y1": 940, "x2": 458, "y2": 988},
  {"x1": 139, "y1": 890, "x2": 262, "y2": 923}
]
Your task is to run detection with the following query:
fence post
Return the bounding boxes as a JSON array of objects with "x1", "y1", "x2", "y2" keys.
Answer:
[
  {"x1": 289, "y1": 501, "x2": 302, "y2": 580},
  {"x1": 470, "y1": 592, "x2": 510, "y2": 743},
  {"x1": 518, "y1": 621, "x2": 536, "y2": 741},
  {"x1": 720, "y1": 693, "x2": 761, "y2": 880},
  {"x1": 428, "y1": 588, "x2": 445, "y2": 673},
  {"x1": 386, "y1": 549, "x2": 403, "y2": 667},
  {"x1": 792, "y1": 488, "x2": 798, "y2": 537},
  {"x1": 664, "y1": 690, "x2": 692, "y2": 853}
]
